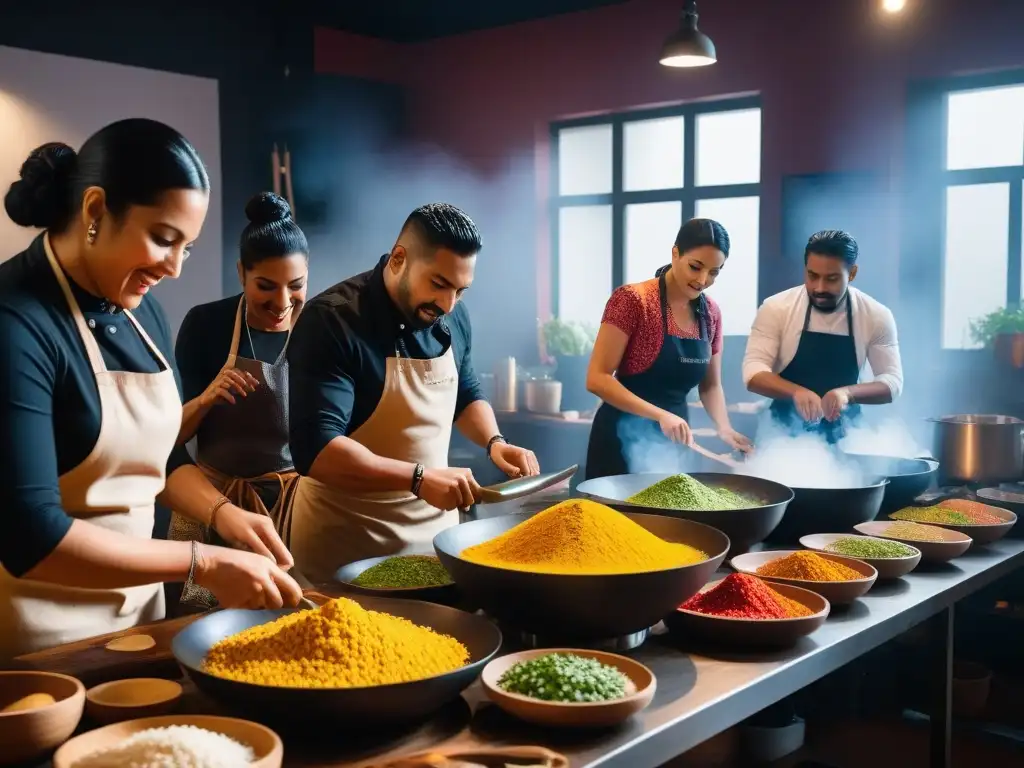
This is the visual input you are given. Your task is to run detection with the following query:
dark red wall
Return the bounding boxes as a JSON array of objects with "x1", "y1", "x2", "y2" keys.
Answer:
[{"x1": 315, "y1": 0, "x2": 1024, "y2": 325}]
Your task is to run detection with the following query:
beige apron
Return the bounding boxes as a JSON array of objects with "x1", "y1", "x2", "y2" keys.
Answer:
[
  {"x1": 0, "y1": 236, "x2": 181, "y2": 662},
  {"x1": 289, "y1": 344, "x2": 460, "y2": 582}
]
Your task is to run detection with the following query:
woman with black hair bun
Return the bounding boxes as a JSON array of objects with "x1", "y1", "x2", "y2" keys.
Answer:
[
  {"x1": 0, "y1": 121, "x2": 303, "y2": 660},
  {"x1": 169, "y1": 191, "x2": 308, "y2": 610},
  {"x1": 584, "y1": 217, "x2": 753, "y2": 479}
]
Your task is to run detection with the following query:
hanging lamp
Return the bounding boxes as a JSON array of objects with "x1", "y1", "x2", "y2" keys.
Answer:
[{"x1": 659, "y1": 0, "x2": 717, "y2": 68}]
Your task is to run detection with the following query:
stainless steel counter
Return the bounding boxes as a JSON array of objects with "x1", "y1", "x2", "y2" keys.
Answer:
[{"x1": 273, "y1": 491, "x2": 1024, "y2": 767}]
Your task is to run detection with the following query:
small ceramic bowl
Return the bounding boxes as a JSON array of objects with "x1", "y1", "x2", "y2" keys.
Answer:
[
  {"x1": 799, "y1": 533, "x2": 922, "y2": 580},
  {"x1": 334, "y1": 554, "x2": 460, "y2": 607},
  {"x1": 890, "y1": 504, "x2": 1017, "y2": 546},
  {"x1": 854, "y1": 521, "x2": 972, "y2": 563},
  {"x1": 730, "y1": 550, "x2": 877, "y2": 605},
  {"x1": 665, "y1": 578, "x2": 830, "y2": 648},
  {"x1": 85, "y1": 678, "x2": 182, "y2": 725},
  {"x1": 52, "y1": 714, "x2": 283, "y2": 768},
  {"x1": 481, "y1": 649, "x2": 655, "y2": 728},
  {"x1": 0, "y1": 670, "x2": 85, "y2": 765}
]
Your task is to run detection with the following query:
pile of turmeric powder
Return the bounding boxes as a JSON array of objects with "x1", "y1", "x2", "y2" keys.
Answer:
[
  {"x1": 203, "y1": 597, "x2": 469, "y2": 688},
  {"x1": 461, "y1": 498, "x2": 708, "y2": 574}
]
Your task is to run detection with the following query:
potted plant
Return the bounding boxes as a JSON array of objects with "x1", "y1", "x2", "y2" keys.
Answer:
[
  {"x1": 969, "y1": 306, "x2": 1024, "y2": 368},
  {"x1": 541, "y1": 318, "x2": 598, "y2": 412}
]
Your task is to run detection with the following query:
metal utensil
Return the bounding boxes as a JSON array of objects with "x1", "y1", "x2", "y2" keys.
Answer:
[
  {"x1": 690, "y1": 441, "x2": 741, "y2": 469},
  {"x1": 286, "y1": 565, "x2": 320, "y2": 611},
  {"x1": 477, "y1": 464, "x2": 578, "y2": 504}
]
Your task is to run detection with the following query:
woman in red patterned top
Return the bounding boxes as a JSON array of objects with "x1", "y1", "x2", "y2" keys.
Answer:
[{"x1": 584, "y1": 218, "x2": 752, "y2": 479}]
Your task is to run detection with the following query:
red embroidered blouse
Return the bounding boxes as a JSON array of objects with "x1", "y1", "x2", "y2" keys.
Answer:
[{"x1": 600, "y1": 278, "x2": 723, "y2": 377}]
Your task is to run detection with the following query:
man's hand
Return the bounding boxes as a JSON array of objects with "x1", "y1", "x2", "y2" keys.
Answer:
[
  {"x1": 793, "y1": 388, "x2": 824, "y2": 423},
  {"x1": 418, "y1": 467, "x2": 483, "y2": 511},
  {"x1": 490, "y1": 442, "x2": 540, "y2": 478},
  {"x1": 822, "y1": 388, "x2": 852, "y2": 422}
]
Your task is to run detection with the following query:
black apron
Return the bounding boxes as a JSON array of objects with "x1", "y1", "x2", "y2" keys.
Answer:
[
  {"x1": 768, "y1": 295, "x2": 862, "y2": 445},
  {"x1": 169, "y1": 298, "x2": 297, "y2": 612},
  {"x1": 585, "y1": 274, "x2": 712, "y2": 479}
]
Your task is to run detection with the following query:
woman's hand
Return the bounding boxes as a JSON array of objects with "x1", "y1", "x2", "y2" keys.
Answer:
[
  {"x1": 658, "y1": 412, "x2": 693, "y2": 445},
  {"x1": 199, "y1": 368, "x2": 258, "y2": 409},
  {"x1": 194, "y1": 543, "x2": 302, "y2": 609},
  {"x1": 212, "y1": 504, "x2": 294, "y2": 569},
  {"x1": 718, "y1": 427, "x2": 754, "y2": 454}
]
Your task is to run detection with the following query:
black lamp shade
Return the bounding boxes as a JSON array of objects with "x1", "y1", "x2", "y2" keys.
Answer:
[{"x1": 659, "y1": 2, "x2": 717, "y2": 68}]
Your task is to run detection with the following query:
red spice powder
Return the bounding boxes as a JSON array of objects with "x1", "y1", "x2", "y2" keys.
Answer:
[
  {"x1": 937, "y1": 499, "x2": 1005, "y2": 524},
  {"x1": 681, "y1": 573, "x2": 797, "y2": 619}
]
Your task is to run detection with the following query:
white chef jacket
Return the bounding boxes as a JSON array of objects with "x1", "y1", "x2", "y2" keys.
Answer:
[{"x1": 741, "y1": 285, "x2": 903, "y2": 398}]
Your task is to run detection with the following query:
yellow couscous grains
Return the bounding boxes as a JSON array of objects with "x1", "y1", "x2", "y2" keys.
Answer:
[{"x1": 202, "y1": 597, "x2": 469, "y2": 688}]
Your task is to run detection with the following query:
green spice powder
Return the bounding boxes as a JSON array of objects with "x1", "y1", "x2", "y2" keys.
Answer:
[
  {"x1": 627, "y1": 473, "x2": 755, "y2": 511},
  {"x1": 350, "y1": 555, "x2": 453, "y2": 588},
  {"x1": 497, "y1": 652, "x2": 629, "y2": 703},
  {"x1": 824, "y1": 537, "x2": 916, "y2": 559}
]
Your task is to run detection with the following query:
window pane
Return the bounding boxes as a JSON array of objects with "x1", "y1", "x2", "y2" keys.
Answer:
[
  {"x1": 557, "y1": 124, "x2": 613, "y2": 195},
  {"x1": 696, "y1": 197, "x2": 760, "y2": 336},
  {"x1": 695, "y1": 108, "x2": 761, "y2": 186},
  {"x1": 624, "y1": 202, "x2": 682, "y2": 284},
  {"x1": 943, "y1": 183, "x2": 1009, "y2": 349},
  {"x1": 624, "y1": 116, "x2": 684, "y2": 191},
  {"x1": 557, "y1": 205, "x2": 612, "y2": 326},
  {"x1": 946, "y1": 85, "x2": 1024, "y2": 171}
]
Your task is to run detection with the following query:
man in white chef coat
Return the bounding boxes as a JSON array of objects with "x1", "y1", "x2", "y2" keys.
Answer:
[{"x1": 742, "y1": 229, "x2": 903, "y2": 444}]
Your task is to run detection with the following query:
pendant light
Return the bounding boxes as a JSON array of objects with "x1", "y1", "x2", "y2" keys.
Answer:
[{"x1": 659, "y1": 0, "x2": 717, "y2": 68}]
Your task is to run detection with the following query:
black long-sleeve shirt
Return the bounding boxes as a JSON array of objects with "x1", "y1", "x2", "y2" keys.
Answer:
[
  {"x1": 0, "y1": 235, "x2": 193, "y2": 577},
  {"x1": 287, "y1": 254, "x2": 485, "y2": 475},
  {"x1": 175, "y1": 294, "x2": 289, "y2": 403}
]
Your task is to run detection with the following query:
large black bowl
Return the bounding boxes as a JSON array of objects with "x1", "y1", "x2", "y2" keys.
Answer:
[
  {"x1": 433, "y1": 511, "x2": 729, "y2": 640},
  {"x1": 845, "y1": 454, "x2": 940, "y2": 517},
  {"x1": 765, "y1": 478, "x2": 889, "y2": 544},
  {"x1": 576, "y1": 472, "x2": 793, "y2": 555},
  {"x1": 171, "y1": 595, "x2": 501, "y2": 725}
]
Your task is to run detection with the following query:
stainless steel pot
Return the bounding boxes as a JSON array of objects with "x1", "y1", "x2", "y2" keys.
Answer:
[{"x1": 929, "y1": 414, "x2": 1024, "y2": 485}]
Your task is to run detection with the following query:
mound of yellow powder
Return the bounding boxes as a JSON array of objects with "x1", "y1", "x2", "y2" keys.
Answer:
[
  {"x1": 461, "y1": 499, "x2": 708, "y2": 574},
  {"x1": 203, "y1": 597, "x2": 469, "y2": 688}
]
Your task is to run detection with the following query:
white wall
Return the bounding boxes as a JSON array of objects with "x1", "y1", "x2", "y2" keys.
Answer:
[{"x1": 0, "y1": 45, "x2": 222, "y2": 334}]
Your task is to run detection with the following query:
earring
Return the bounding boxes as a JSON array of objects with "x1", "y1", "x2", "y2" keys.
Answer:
[{"x1": 86, "y1": 221, "x2": 98, "y2": 245}]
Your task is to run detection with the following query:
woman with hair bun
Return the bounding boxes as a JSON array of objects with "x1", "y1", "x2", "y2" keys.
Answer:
[
  {"x1": 169, "y1": 192, "x2": 308, "y2": 610},
  {"x1": 584, "y1": 217, "x2": 753, "y2": 480},
  {"x1": 0, "y1": 120, "x2": 302, "y2": 660}
]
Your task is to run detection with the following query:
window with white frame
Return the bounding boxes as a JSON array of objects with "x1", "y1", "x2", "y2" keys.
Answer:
[
  {"x1": 551, "y1": 99, "x2": 762, "y2": 336},
  {"x1": 942, "y1": 82, "x2": 1024, "y2": 349}
]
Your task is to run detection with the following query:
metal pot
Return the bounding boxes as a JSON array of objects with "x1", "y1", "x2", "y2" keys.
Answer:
[{"x1": 929, "y1": 414, "x2": 1024, "y2": 485}]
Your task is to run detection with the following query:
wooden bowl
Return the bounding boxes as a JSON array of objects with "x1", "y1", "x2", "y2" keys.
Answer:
[
  {"x1": 799, "y1": 533, "x2": 922, "y2": 580},
  {"x1": 891, "y1": 505, "x2": 1017, "y2": 546},
  {"x1": 52, "y1": 714, "x2": 283, "y2": 768},
  {"x1": 0, "y1": 671, "x2": 85, "y2": 765},
  {"x1": 480, "y1": 649, "x2": 655, "y2": 728},
  {"x1": 854, "y1": 521, "x2": 972, "y2": 563},
  {"x1": 85, "y1": 678, "x2": 182, "y2": 724},
  {"x1": 665, "y1": 579, "x2": 830, "y2": 648},
  {"x1": 730, "y1": 550, "x2": 877, "y2": 605}
]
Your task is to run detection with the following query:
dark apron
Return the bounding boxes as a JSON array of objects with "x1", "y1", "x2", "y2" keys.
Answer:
[
  {"x1": 585, "y1": 274, "x2": 712, "y2": 479},
  {"x1": 170, "y1": 298, "x2": 297, "y2": 611},
  {"x1": 768, "y1": 295, "x2": 862, "y2": 445}
]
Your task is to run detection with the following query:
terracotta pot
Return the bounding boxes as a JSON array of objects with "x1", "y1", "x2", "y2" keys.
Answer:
[{"x1": 993, "y1": 332, "x2": 1024, "y2": 368}]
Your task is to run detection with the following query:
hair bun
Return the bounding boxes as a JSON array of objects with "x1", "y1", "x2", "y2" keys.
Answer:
[
  {"x1": 4, "y1": 143, "x2": 76, "y2": 229},
  {"x1": 245, "y1": 191, "x2": 291, "y2": 226}
]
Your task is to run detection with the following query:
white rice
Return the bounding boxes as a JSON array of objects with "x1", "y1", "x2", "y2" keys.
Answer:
[{"x1": 71, "y1": 724, "x2": 254, "y2": 767}]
